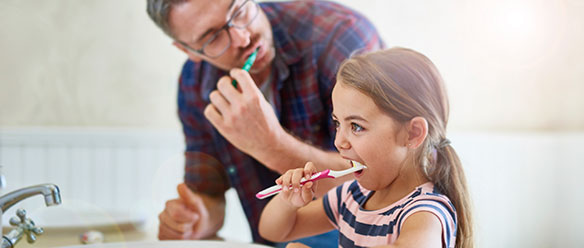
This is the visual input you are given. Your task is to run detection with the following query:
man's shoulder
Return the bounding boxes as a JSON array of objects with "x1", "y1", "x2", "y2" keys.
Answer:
[
  {"x1": 262, "y1": 1, "x2": 373, "y2": 36},
  {"x1": 262, "y1": 1, "x2": 362, "y2": 16}
]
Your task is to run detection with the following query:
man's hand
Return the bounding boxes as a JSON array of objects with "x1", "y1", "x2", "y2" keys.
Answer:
[
  {"x1": 204, "y1": 69, "x2": 284, "y2": 157},
  {"x1": 158, "y1": 183, "x2": 225, "y2": 240}
]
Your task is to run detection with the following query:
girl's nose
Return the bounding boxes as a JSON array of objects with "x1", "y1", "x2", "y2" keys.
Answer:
[
  {"x1": 229, "y1": 27, "x2": 251, "y2": 48},
  {"x1": 334, "y1": 130, "x2": 351, "y2": 150}
]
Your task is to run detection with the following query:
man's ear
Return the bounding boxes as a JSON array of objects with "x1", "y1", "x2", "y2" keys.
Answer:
[
  {"x1": 172, "y1": 41, "x2": 203, "y2": 63},
  {"x1": 405, "y1": 117, "x2": 428, "y2": 149}
]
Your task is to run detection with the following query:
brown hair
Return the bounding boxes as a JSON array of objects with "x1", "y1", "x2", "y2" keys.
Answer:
[{"x1": 337, "y1": 47, "x2": 473, "y2": 248}]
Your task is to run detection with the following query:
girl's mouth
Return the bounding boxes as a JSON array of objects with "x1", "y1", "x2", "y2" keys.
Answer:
[{"x1": 350, "y1": 160, "x2": 365, "y2": 178}]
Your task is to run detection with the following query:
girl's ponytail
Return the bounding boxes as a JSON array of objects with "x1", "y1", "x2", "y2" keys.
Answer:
[{"x1": 431, "y1": 141, "x2": 473, "y2": 248}]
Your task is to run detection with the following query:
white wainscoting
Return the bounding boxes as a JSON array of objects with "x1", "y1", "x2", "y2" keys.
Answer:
[
  {"x1": 0, "y1": 128, "x2": 184, "y2": 211},
  {"x1": 0, "y1": 127, "x2": 252, "y2": 243}
]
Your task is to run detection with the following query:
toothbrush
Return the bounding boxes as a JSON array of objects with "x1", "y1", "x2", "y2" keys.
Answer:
[
  {"x1": 232, "y1": 47, "x2": 259, "y2": 87},
  {"x1": 255, "y1": 161, "x2": 366, "y2": 199}
]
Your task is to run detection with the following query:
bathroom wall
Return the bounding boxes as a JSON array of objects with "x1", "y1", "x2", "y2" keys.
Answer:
[{"x1": 1, "y1": 0, "x2": 583, "y2": 130}]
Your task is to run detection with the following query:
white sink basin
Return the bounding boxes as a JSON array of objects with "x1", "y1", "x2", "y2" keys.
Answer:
[
  {"x1": 1, "y1": 202, "x2": 145, "y2": 232},
  {"x1": 60, "y1": 240, "x2": 271, "y2": 248}
]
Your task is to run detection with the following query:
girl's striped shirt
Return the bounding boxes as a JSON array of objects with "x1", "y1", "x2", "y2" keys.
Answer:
[{"x1": 323, "y1": 180, "x2": 457, "y2": 248}]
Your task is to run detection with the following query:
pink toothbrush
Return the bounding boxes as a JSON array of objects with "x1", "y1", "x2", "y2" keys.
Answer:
[{"x1": 256, "y1": 161, "x2": 366, "y2": 199}]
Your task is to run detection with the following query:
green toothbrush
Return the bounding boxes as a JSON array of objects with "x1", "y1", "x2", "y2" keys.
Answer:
[{"x1": 232, "y1": 47, "x2": 259, "y2": 87}]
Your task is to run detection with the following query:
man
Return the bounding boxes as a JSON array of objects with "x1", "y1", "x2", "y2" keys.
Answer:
[{"x1": 146, "y1": 0, "x2": 384, "y2": 246}]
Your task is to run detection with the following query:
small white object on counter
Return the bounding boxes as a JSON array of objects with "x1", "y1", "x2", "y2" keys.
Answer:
[{"x1": 80, "y1": 230, "x2": 104, "y2": 244}]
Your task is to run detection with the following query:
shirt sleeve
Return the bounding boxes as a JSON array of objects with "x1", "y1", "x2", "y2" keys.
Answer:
[
  {"x1": 178, "y1": 61, "x2": 230, "y2": 197},
  {"x1": 397, "y1": 197, "x2": 457, "y2": 248}
]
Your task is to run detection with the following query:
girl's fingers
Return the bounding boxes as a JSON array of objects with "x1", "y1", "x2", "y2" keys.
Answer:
[
  {"x1": 303, "y1": 166, "x2": 314, "y2": 180},
  {"x1": 304, "y1": 162, "x2": 317, "y2": 178},
  {"x1": 281, "y1": 171, "x2": 292, "y2": 192},
  {"x1": 291, "y1": 169, "x2": 304, "y2": 190},
  {"x1": 301, "y1": 182, "x2": 314, "y2": 203}
]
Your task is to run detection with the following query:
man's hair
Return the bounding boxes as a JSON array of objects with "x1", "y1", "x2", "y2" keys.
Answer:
[{"x1": 146, "y1": 0, "x2": 188, "y2": 38}]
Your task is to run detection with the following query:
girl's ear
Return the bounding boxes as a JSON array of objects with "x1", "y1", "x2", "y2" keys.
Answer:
[
  {"x1": 405, "y1": 117, "x2": 428, "y2": 149},
  {"x1": 172, "y1": 41, "x2": 203, "y2": 63}
]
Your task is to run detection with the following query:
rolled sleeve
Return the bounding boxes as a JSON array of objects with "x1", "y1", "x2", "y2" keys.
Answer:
[{"x1": 184, "y1": 151, "x2": 230, "y2": 197}]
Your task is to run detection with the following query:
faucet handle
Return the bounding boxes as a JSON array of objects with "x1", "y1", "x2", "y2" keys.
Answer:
[
  {"x1": 9, "y1": 208, "x2": 28, "y2": 226},
  {"x1": 27, "y1": 226, "x2": 44, "y2": 243},
  {"x1": 7, "y1": 208, "x2": 45, "y2": 244}
]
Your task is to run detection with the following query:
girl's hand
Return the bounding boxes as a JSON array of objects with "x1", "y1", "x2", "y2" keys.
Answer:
[{"x1": 276, "y1": 162, "x2": 318, "y2": 208}]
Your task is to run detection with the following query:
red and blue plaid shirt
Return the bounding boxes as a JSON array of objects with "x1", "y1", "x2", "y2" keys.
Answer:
[{"x1": 177, "y1": 1, "x2": 384, "y2": 244}]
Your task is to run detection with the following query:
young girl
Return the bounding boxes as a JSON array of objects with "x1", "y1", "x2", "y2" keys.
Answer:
[{"x1": 258, "y1": 48, "x2": 473, "y2": 248}]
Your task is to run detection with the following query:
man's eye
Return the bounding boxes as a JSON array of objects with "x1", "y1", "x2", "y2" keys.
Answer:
[{"x1": 351, "y1": 123, "x2": 363, "y2": 132}]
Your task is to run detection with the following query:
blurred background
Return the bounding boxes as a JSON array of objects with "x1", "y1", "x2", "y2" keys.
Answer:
[{"x1": 1, "y1": 0, "x2": 583, "y2": 247}]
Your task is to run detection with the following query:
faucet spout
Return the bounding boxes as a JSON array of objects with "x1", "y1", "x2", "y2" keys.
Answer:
[
  {"x1": 0, "y1": 184, "x2": 61, "y2": 212},
  {"x1": 1, "y1": 183, "x2": 61, "y2": 247}
]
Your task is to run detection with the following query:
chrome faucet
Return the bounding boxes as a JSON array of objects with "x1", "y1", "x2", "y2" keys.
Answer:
[
  {"x1": 0, "y1": 166, "x2": 6, "y2": 191},
  {"x1": 0, "y1": 184, "x2": 61, "y2": 248}
]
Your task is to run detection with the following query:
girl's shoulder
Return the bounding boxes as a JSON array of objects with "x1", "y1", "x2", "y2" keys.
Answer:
[
  {"x1": 399, "y1": 182, "x2": 458, "y2": 247},
  {"x1": 407, "y1": 182, "x2": 455, "y2": 210}
]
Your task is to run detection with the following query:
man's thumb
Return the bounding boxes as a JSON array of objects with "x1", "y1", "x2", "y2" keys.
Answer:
[{"x1": 177, "y1": 183, "x2": 200, "y2": 206}]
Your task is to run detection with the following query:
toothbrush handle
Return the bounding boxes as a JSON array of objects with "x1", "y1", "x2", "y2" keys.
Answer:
[{"x1": 255, "y1": 170, "x2": 332, "y2": 199}]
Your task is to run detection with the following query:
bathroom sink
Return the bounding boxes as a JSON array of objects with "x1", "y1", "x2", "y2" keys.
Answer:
[
  {"x1": 1, "y1": 202, "x2": 145, "y2": 232},
  {"x1": 60, "y1": 240, "x2": 271, "y2": 248}
]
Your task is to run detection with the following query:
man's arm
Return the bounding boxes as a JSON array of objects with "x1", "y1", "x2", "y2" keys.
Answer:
[
  {"x1": 205, "y1": 70, "x2": 350, "y2": 196},
  {"x1": 163, "y1": 63, "x2": 231, "y2": 240}
]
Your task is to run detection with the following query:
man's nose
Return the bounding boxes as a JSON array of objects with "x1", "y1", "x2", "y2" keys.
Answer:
[{"x1": 229, "y1": 27, "x2": 251, "y2": 48}]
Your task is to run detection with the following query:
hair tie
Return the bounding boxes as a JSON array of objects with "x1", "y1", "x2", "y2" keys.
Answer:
[{"x1": 437, "y1": 138, "x2": 451, "y2": 149}]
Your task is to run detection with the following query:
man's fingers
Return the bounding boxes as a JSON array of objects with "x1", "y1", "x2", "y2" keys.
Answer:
[
  {"x1": 164, "y1": 199, "x2": 198, "y2": 221},
  {"x1": 204, "y1": 104, "x2": 222, "y2": 126},
  {"x1": 217, "y1": 75, "x2": 241, "y2": 99},
  {"x1": 158, "y1": 208, "x2": 199, "y2": 234},
  {"x1": 158, "y1": 218, "x2": 188, "y2": 239},
  {"x1": 158, "y1": 221, "x2": 182, "y2": 240},
  {"x1": 229, "y1": 68, "x2": 259, "y2": 94},
  {"x1": 209, "y1": 90, "x2": 230, "y2": 112}
]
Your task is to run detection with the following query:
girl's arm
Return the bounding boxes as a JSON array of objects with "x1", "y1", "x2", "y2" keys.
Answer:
[
  {"x1": 259, "y1": 193, "x2": 334, "y2": 242},
  {"x1": 373, "y1": 212, "x2": 443, "y2": 248}
]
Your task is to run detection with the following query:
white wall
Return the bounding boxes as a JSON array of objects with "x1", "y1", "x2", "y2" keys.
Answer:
[
  {"x1": 1, "y1": 0, "x2": 583, "y2": 130},
  {"x1": 0, "y1": 0, "x2": 184, "y2": 128},
  {"x1": 333, "y1": 0, "x2": 584, "y2": 131}
]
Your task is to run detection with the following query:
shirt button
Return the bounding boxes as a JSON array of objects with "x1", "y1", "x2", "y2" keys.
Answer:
[{"x1": 227, "y1": 165, "x2": 237, "y2": 175}]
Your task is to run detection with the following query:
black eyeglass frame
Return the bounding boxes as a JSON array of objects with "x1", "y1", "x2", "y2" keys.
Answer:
[{"x1": 176, "y1": 0, "x2": 259, "y2": 59}]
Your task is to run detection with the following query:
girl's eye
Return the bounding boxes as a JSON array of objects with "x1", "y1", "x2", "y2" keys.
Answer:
[
  {"x1": 332, "y1": 119, "x2": 340, "y2": 129},
  {"x1": 351, "y1": 123, "x2": 364, "y2": 132}
]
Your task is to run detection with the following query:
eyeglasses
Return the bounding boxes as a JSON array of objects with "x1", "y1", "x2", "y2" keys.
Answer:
[{"x1": 177, "y1": 0, "x2": 260, "y2": 59}]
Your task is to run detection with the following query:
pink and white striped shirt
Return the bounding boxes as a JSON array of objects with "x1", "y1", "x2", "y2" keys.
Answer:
[{"x1": 323, "y1": 180, "x2": 456, "y2": 248}]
